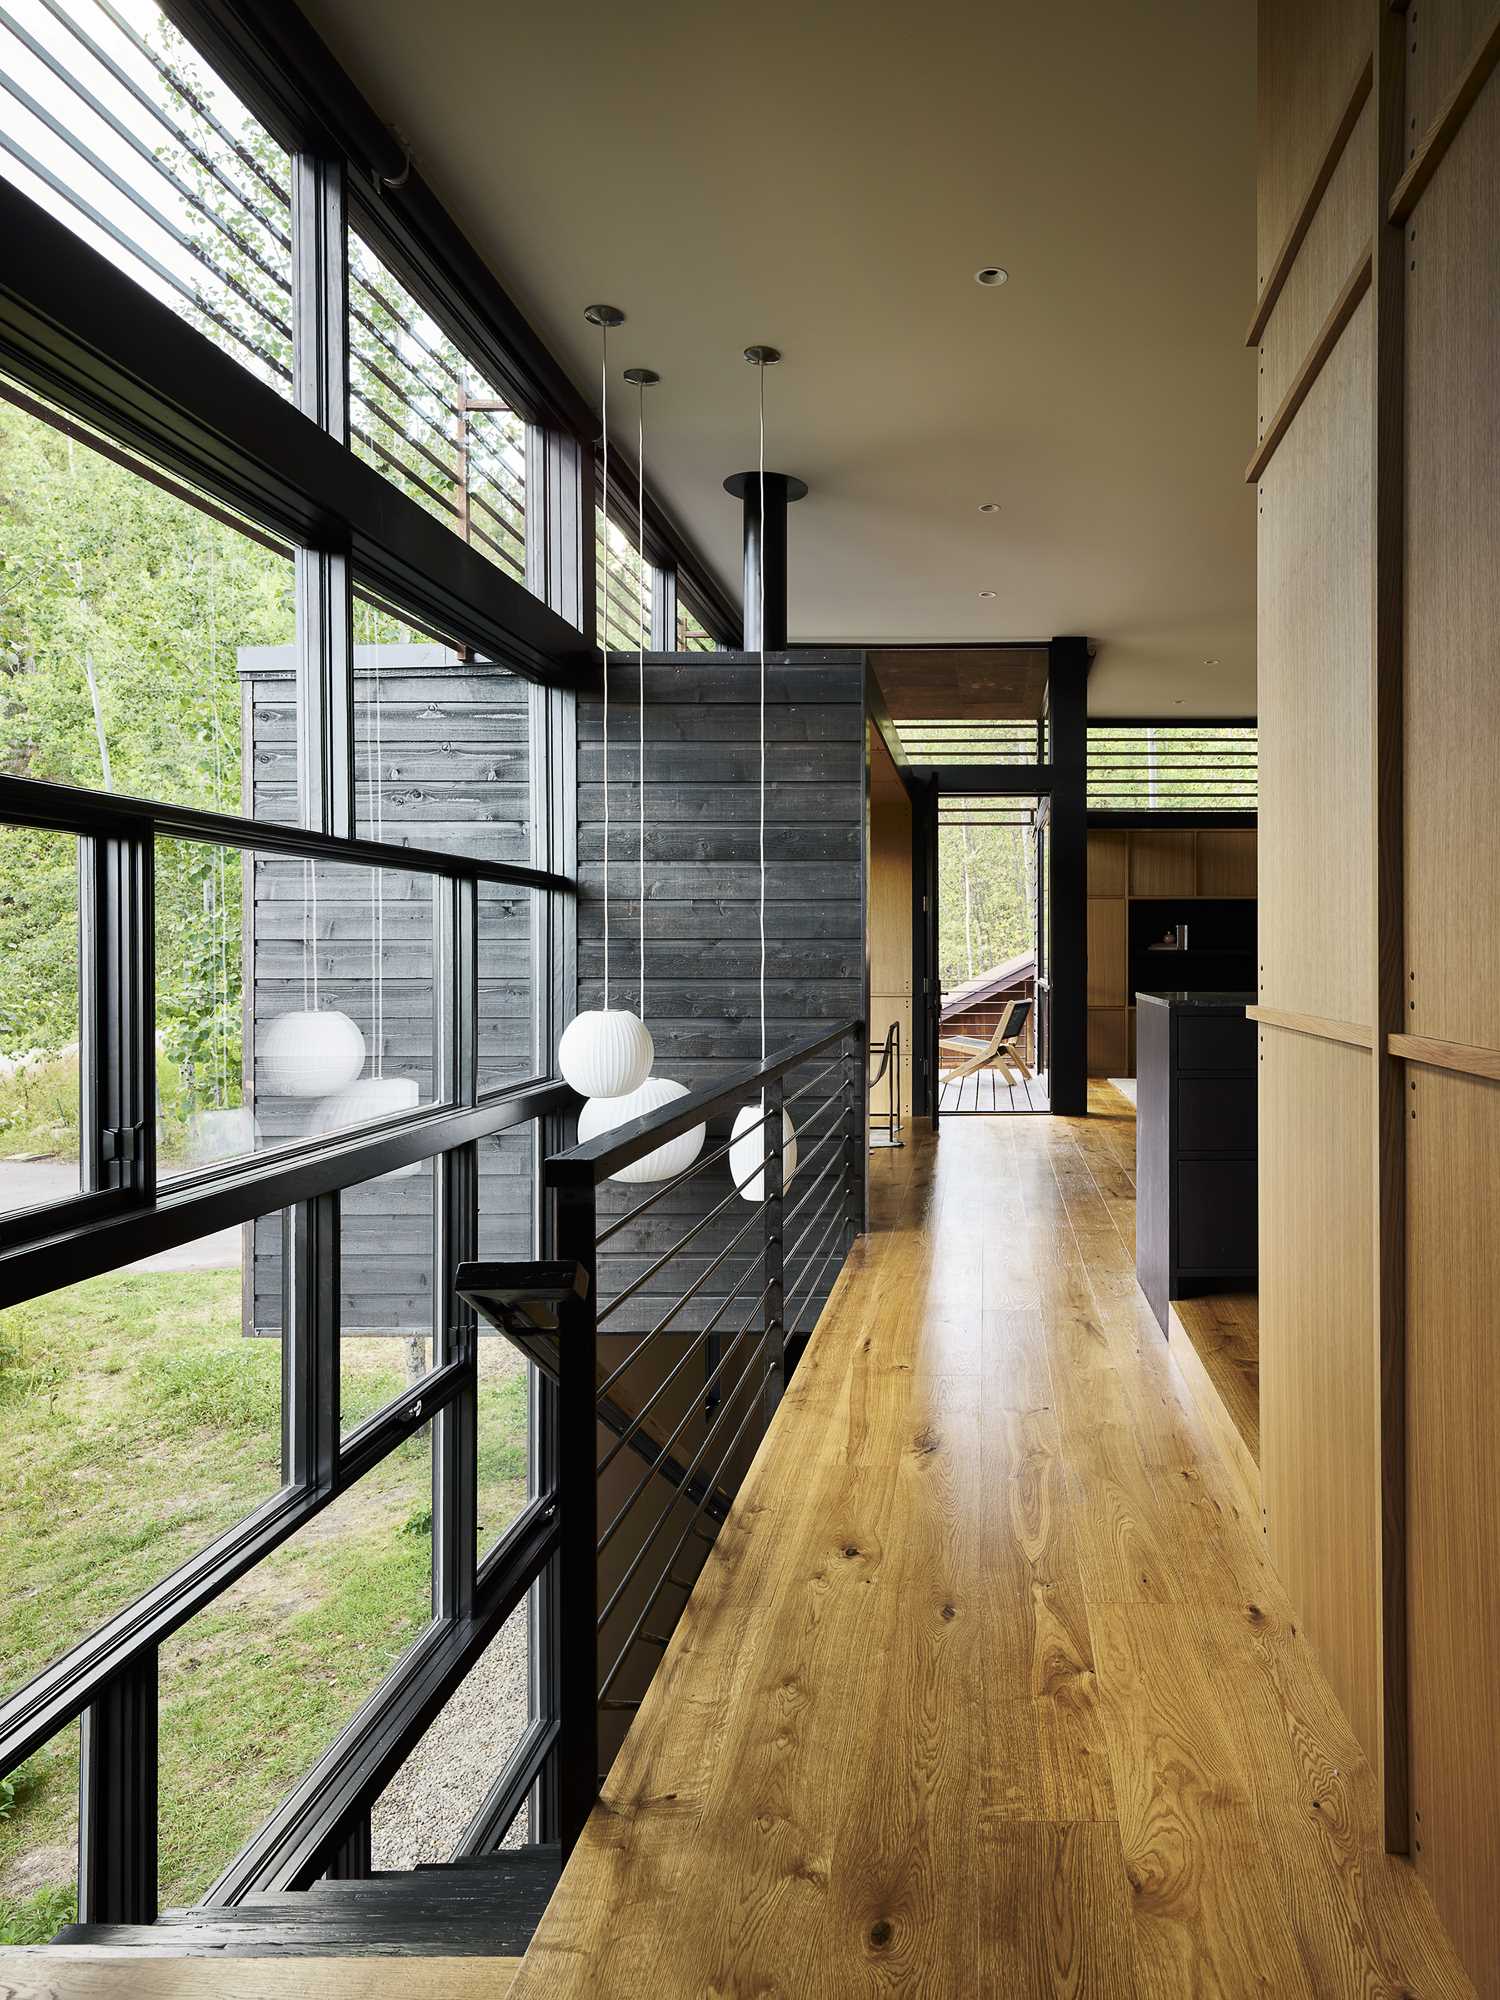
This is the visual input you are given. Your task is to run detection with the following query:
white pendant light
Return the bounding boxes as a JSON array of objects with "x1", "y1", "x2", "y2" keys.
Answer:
[
  {"x1": 310, "y1": 1073, "x2": 422, "y2": 1179},
  {"x1": 260, "y1": 1004, "x2": 365, "y2": 1098},
  {"x1": 729, "y1": 1098, "x2": 798, "y2": 1201},
  {"x1": 561, "y1": 306, "x2": 653, "y2": 1104},
  {"x1": 261, "y1": 859, "x2": 365, "y2": 1097},
  {"x1": 736, "y1": 345, "x2": 796, "y2": 1198},
  {"x1": 579, "y1": 1077, "x2": 705, "y2": 1184},
  {"x1": 560, "y1": 1008, "x2": 654, "y2": 1099},
  {"x1": 575, "y1": 364, "x2": 706, "y2": 1183}
]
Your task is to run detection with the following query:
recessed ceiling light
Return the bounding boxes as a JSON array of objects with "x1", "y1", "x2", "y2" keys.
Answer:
[
  {"x1": 975, "y1": 266, "x2": 1009, "y2": 287},
  {"x1": 1203, "y1": 656, "x2": 1220, "y2": 666},
  {"x1": 1173, "y1": 698, "x2": 1185, "y2": 705},
  {"x1": 978, "y1": 502, "x2": 1000, "y2": 513},
  {"x1": 978, "y1": 590, "x2": 996, "y2": 599}
]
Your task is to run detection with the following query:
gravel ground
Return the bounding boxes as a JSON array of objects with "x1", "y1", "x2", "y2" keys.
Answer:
[{"x1": 370, "y1": 1604, "x2": 532, "y2": 1868}]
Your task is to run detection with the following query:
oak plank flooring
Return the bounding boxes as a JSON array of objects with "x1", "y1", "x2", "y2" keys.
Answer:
[{"x1": 511, "y1": 1087, "x2": 1471, "y2": 1998}]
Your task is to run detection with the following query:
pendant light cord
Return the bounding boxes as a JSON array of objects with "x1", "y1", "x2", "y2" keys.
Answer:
[
  {"x1": 637, "y1": 379, "x2": 648, "y2": 1029},
  {"x1": 757, "y1": 363, "x2": 767, "y2": 1070},
  {"x1": 599, "y1": 322, "x2": 611, "y2": 1013}
]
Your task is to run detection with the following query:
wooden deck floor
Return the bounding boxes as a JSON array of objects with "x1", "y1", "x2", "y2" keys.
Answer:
[
  {"x1": 512, "y1": 1087, "x2": 1471, "y2": 1998},
  {"x1": 938, "y1": 1065, "x2": 1051, "y2": 1113}
]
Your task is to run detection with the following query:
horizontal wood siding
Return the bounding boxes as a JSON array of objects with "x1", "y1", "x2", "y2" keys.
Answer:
[
  {"x1": 243, "y1": 646, "x2": 537, "y2": 1338},
  {"x1": 579, "y1": 652, "x2": 865, "y2": 1342}
]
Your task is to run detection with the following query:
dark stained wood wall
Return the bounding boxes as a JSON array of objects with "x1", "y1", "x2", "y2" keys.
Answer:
[
  {"x1": 578, "y1": 650, "x2": 866, "y2": 1343},
  {"x1": 242, "y1": 645, "x2": 536, "y2": 1341}
]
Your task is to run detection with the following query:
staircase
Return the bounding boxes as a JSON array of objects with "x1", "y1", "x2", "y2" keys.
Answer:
[{"x1": 50, "y1": 1844, "x2": 560, "y2": 1958}]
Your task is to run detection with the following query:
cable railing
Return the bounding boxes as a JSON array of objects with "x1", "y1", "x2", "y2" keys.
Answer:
[
  {"x1": 868, "y1": 1019, "x2": 902, "y2": 1148},
  {"x1": 542, "y1": 1020, "x2": 865, "y2": 1847}
]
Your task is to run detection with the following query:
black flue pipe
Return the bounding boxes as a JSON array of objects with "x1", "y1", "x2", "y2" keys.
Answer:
[{"x1": 723, "y1": 470, "x2": 807, "y2": 650}]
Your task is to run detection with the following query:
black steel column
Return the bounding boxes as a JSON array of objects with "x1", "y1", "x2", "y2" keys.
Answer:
[
  {"x1": 723, "y1": 471, "x2": 807, "y2": 651},
  {"x1": 1046, "y1": 637, "x2": 1090, "y2": 1115}
]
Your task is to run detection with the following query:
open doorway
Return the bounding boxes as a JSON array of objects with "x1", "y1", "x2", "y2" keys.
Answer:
[{"x1": 936, "y1": 795, "x2": 1049, "y2": 1113}]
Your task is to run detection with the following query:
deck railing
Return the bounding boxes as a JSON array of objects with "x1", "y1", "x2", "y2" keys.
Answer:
[{"x1": 544, "y1": 1021, "x2": 866, "y2": 1849}]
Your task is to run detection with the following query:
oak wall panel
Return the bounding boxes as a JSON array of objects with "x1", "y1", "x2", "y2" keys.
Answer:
[
  {"x1": 1128, "y1": 828, "x2": 1195, "y2": 897},
  {"x1": 1258, "y1": 1026, "x2": 1380, "y2": 1770},
  {"x1": 1256, "y1": 294, "x2": 1373, "y2": 1027},
  {"x1": 1256, "y1": 0, "x2": 1368, "y2": 287},
  {"x1": 1086, "y1": 898, "x2": 1126, "y2": 1009},
  {"x1": 1406, "y1": 1064, "x2": 1500, "y2": 1992},
  {"x1": 1257, "y1": 98, "x2": 1374, "y2": 431},
  {"x1": 1195, "y1": 829, "x2": 1258, "y2": 899},
  {"x1": 1086, "y1": 830, "x2": 1128, "y2": 897},
  {"x1": 1403, "y1": 72, "x2": 1500, "y2": 1051},
  {"x1": 1405, "y1": 0, "x2": 1497, "y2": 136}
]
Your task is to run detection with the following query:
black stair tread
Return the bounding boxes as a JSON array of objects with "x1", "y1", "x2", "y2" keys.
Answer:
[
  {"x1": 414, "y1": 1846, "x2": 561, "y2": 1873},
  {"x1": 54, "y1": 1914, "x2": 544, "y2": 1956},
  {"x1": 155, "y1": 1883, "x2": 555, "y2": 1924}
]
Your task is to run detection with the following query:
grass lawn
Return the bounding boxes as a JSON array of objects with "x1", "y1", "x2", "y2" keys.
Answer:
[{"x1": 0, "y1": 1265, "x2": 529, "y2": 1944}]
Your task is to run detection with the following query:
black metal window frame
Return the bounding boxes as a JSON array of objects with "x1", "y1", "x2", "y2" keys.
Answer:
[
  {"x1": 0, "y1": 0, "x2": 640, "y2": 1920},
  {"x1": 592, "y1": 442, "x2": 738, "y2": 652}
]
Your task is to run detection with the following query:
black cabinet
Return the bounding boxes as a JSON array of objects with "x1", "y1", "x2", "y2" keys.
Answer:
[{"x1": 1135, "y1": 991, "x2": 1257, "y2": 1335}]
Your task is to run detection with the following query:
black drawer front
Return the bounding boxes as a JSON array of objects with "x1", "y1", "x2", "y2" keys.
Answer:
[
  {"x1": 1177, "y1": 1076, "x2": 1257, "y2": 1154},
  {"x1": 1176, "y1": 1157, "x2": 1258, "y2": 1272},
  {"x1": 1176, "y1": 1013, "x2": 1255, "y2": 1075}
]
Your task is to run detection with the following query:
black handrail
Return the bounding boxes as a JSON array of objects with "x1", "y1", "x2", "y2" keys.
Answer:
[{"x1": 547, "y1": 1020, "x2": 862, "y2": 1183}]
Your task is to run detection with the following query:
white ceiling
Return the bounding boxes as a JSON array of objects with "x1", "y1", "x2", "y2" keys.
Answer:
[{"x1": 305, "y1": 0, "x2": 1258, "y2": 715}]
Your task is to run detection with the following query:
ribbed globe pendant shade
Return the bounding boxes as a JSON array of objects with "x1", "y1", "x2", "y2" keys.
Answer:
[
  {"x1": 729, "y1": 1099, "x2": 798, "y2": 1202},
  {"x1": 560, "y1": 1009, "x2": 655, "y2": 1101},
  {"x1": 577, "y1": 1077, "x2": 706, "y2": 1185},
  {"x1": 259, "y1": 1009, "x2": 365, "y2": 1099},
  {"x1": 310, "y1": 1075, "x2": 423, "y2": 1179}
]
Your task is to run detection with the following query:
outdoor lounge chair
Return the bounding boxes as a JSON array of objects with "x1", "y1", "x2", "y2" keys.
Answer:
[{"x1": 939, "y1": 997, "x2": 1034, "y2": 1086}]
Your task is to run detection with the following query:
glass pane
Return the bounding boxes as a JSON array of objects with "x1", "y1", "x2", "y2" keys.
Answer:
[
  {"x1": 352, "y1": 594, "x2": 533, "y2": 867},
  {"x1": 0, "y1": 384, "x2": 296, "y2": 817},
  {"x1": 676, "y1": 596, "x2": 717, "y2": 652},
  {"x1": 338, "y1": 1156, "x2": 436, "y2": 1434},
  {"x1": 155, "y1": 837, "x2": 443, "y2": 1184},
  {"x1": 370, "y1": 1596, "x2": 532, "y2": 1868},
  {"x1": 479, "y1": 882, "x2": 540, "y2": 1094},
  {"x1": 156, "y1": 1424, "x2": 435, "y2": 1905},
  {"x1": 0, "y1": 827, "x2": 81, "y2": 1220},
  {"x1": 0, "y1": 1220, "x2": 283, "y2": 1706},
  {"x1": 596, "y1": 508, "x2": 647, "y2": 652},
  {"x1": 1086, "y1": 724, "x2": 1259, "y2": 809},
  {"x1": 0, "y1": 1718, "x2": 79, "y2": 1946},
  {"x1": 478, "y1": 1127, "x2": 536, "y2": 1560},
  {"x1": 0, "y1": 4, "x2": 294, "y2": 394},
  {"x1": 893, "y1": 718, "x2": 1041, "y2": 765},
  {"x1": 348, "y1": 233, "x2": 526, "y2": 583}
]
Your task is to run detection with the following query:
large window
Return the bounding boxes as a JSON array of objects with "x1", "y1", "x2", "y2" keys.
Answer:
[
  {"x1": 1086, "y1": 723, "x2": 1258, "y2": 810},
  {"x1": 595, "y1": 506, "x2": 649, "y2": 652},
  {"x1": 349, "y1": 230, "x2": 528, "y2": 585},
  {"x1": 0, "y1": 1, "x2": 293, "y2": 396}
]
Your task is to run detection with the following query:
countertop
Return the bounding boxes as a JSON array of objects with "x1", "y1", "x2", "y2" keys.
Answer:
[{"x1": 1134, "y1": 991, "x2": 1255, "y2": 1011}]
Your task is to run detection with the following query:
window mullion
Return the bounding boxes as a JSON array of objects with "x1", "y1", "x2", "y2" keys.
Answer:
[
  {"x1": 284, "y1": 1192, "x2": 340, "y2": 1493},
  {"x1": 78, "y1": 1651, "x2": 157, "y2": 1924},
  {"x1": 434, "y1": 1144, "x2": 477, "y2": 1621}
]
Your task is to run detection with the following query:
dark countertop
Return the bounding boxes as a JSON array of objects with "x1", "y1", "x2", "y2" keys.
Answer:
[{"x1": 1134, "y1": 990, "x2": 1255, "y2": 1011}]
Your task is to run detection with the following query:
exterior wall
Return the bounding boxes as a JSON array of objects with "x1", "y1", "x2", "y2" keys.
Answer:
[
  {"x1": 576, "y1": 650, "x2": 865, "y2": 1344},
  {"x1": 242, "y1": 645, "x2": 536, "y2": 1343}
]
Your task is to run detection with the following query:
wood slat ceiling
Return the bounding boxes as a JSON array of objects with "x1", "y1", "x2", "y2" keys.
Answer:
[{"x1": 869, "y1": 647, "x2": 1050, "y2": 721}]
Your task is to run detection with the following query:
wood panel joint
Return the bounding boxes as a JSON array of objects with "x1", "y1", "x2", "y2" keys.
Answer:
[
  {"x1": 1387, "y1": 2, "x2": 1500, "y2": 221},
  {"x1": 1247, "y1": 53, "x2": 1375, "y2": 348},
  {"x1": 1245, "y1": 247, "x2": 1374, "y2": 484}
]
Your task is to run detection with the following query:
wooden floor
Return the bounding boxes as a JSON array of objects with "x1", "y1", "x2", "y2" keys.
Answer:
[
  {"x1": 1168, "y1": 1293, "x2": 1261, "y2": 1522},
  {"x1": 513, "y1": 1087, "x2": 1472, "y2": 1998}
]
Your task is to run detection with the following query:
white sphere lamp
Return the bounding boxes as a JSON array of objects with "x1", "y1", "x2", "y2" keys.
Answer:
[
  {"x1": 310, "y1": 1073, "x2": 422, "y2": 1179},
  {"x1": 258, "y1": 1009, "x2": 365, "y2": 1098},
  {"x1": 186, "y1": 1104, "x2": 262, "y2": 1165},
  {"x1": 577, "y1": 1077, "x2": 705, "y2": 1184},
  {"x1": 729, "y1": 1098, "x2": 798, "y2": 1202},
  {"x1": 558, "y1": 1008, "x2": 653, "y2": 1100}
]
